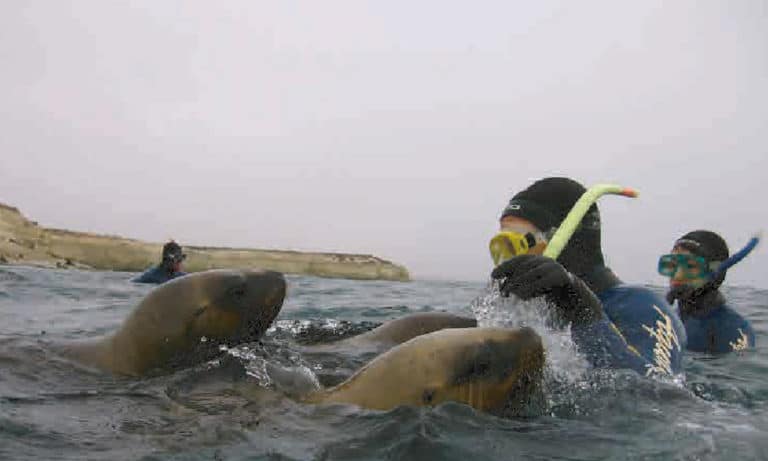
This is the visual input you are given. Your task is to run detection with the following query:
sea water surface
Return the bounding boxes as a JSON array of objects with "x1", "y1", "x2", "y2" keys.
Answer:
[{"x1": 0, "y1": 265, "x2": 766, "y2": 460}]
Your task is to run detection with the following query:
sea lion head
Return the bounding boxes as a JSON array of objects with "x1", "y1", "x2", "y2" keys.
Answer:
[
  {"x1": 418, "y1": 326, "x2": 544, "y2": 413},
  {"x1": 113, "y1": 269, "x2": 286, "y2": 374},
  {"x1": 182, "y1": 269, "x2": 286, "y2": 344}
]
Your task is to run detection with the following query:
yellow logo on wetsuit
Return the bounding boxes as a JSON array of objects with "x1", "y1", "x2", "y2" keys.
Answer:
[
  {"x1": 642, "y1": 305, "x2": 681, "y2": 377},
  {"x1": 729, "y1": 329, "x2": 749, "y2": 352}
]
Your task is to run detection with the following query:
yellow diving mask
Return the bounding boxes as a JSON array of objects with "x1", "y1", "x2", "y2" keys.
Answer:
[{"x1": 489, "y1": 231, "x2": 542, "y2": 266}]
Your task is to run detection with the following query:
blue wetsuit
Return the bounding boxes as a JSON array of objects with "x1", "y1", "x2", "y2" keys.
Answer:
[
  {"x1": 674, "y1": 290, "x2": 755, "y2": 353},
  {"x1": 132, "y1": 265, "x2": 187, "y2": 284},
  {"x1": 569, "y1": 270, "x2": 687, "y2": 377},
  {"x1": 602, "y1": 284, "x2": 685, "y2": 375}
]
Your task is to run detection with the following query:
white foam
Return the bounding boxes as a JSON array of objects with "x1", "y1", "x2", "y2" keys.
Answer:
[{"x1": 470, "y1": 281, "x2": 590, "y2": 384}]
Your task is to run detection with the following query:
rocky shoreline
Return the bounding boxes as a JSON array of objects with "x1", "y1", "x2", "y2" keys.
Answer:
[{"x1": 0, "y1": 202, "x2": 410, "y2": 282}]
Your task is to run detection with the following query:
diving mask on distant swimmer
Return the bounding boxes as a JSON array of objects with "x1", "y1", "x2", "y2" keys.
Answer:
[
  {"x1": 489, "y1": 231, "x2": 546, "y2": 266},
  {"x1": 657, "y1": 253, "x2": 719, "y2": 280}
]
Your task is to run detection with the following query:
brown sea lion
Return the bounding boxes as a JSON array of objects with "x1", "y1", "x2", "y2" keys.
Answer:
[
  {"x1": 342, "y1": 312, "x2": 478, "y2": 346},
  {"x1": 59, "y1": 269, "x2": 286, "y2": 376},
  {"x1": 303, "y1": 326, "x2": 544, "y2": 414},
  {"x1": 304, "y1": 312, "x2": 478, "y2": 355}
]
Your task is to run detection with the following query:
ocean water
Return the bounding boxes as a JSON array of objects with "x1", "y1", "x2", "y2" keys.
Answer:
[{"x1": 0, "y1": 265, "x2": 766, "y2": 461}]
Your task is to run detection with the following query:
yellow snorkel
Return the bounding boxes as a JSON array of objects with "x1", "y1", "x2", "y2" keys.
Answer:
[{"x1": 542, "y1": 184, "x2": 638, "y2": 260}]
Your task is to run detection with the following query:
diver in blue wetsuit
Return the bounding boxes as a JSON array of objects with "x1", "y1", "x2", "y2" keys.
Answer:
[
  {"x1": 660, "y1": 230, "x2": 755, "y2": 353},
  {"x1": 133, "y1": 241, "x2": 188, "y2": 284},
  {"x1": 489, "y1": 177, "x2": 687, "y2": 377}
]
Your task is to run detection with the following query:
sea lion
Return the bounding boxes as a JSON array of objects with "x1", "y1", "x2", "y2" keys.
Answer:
[
  {"x1": 303, "y1": 312, "x2": 478, "y2": 354},
  {"x1": 60, "y1": 269, "x2": 286, "y2": 376},
  {"x1": 343, "y1": 312, "x2": 478, "y2": 346},
  {"x1": 303, "y1": 326, "x2": 544, "y2": 414}
]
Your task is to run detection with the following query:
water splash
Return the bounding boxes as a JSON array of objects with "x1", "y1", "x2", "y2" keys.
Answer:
[
  {"x1": 469, "y1": 280, "x2": 590, "y2": 385},
  {"x1": 219, "y1": 343, "x2": 321, "y2": 398}
]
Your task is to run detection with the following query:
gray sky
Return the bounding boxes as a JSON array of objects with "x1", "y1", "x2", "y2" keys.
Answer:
[{"x1": 1, "y1": 1, "x2": 767, "y2": 287}]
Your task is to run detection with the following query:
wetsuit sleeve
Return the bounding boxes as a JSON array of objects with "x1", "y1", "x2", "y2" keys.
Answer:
[
  {"x1": 132, "y1": 267, "x2": 161, "y2": 284},
  {"x1": 562, "y1": 277, "x2": 655, "y2": 375},
  {"x1": 571, "y1": 318, "x2": 651, "y2": 372},
  {"x1": 599, "y1": 287, "x2": 686, "y2": 377}
]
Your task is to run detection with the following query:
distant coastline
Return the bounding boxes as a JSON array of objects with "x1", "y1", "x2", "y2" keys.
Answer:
[{"x1": 0, "y1": 202, "x2": 410, "y2": 282}]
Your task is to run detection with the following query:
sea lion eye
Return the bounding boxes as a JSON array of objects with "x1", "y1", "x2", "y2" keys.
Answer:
[
  {"x1": 227, "y1": 285, "x2": 246, "y2": 298},
  {"x1": 473, "y1": 360, "x2": 490, "y2": 376},
  {"x1": 422, "y1": 389, "x2": 436, "y2": 404}
]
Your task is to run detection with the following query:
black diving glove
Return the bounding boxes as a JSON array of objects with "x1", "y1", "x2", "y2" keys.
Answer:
[{"x1": 491, "y1": 254, "x2": 604, "y2": 327}]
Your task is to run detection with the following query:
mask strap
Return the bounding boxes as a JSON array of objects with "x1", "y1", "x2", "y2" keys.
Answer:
[{"x1": 524, "y1": 233, "x2": 537, "y2": 249}]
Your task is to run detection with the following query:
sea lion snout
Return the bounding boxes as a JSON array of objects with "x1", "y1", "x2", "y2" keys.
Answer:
[
  {"x1": 244, "y1": 269, "x2": 285, "y2": 314},
  {"x1": 472, "y1": 327, "x2": 544, "y2": 381},
  {"x1": 193, "y1": 270, "x2": 286, "y2": 343},
  {"x1": 490, "y1": 327, "x2": 544, "y2": 371},
  {"x1": 236, "y1": 270, "x2": 286, "y2": 339},
  {"x1": 515, "y1": 326, "x2": 543, "y2": 350},
  {"x1": 514, "y1": 326, "x2": 545, "y2": 370}
]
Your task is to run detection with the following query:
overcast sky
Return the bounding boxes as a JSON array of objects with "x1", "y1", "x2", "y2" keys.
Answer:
[{"x1": 1, "y1": 1, "x2": 766, "y2": 287}]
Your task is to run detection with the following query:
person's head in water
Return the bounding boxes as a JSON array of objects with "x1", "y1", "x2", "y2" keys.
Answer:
[
  {"x1": 660, "y1": 230, "x2": 729, "y2": 292},
  {"x1": 161, "y1": 241, "x2": 186, "y2": 273},
  {"x1": 492, "y1": 177, "x2": 604, "y2": 277}
]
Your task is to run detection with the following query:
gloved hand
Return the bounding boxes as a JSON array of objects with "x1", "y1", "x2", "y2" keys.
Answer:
[{"x1": 491, "y1": 254, "x2": 603, "y2": 327}]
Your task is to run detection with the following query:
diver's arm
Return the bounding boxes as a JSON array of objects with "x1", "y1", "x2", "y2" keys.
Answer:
[
  {"x1": 492, "y1": 255, "x2": 603, "y2": 327},
  {"x1": 558, "y1": 276, "x2": 657, "y2": 373},
  {"x1": 603, "y1": 288, "x2": 686, "y2": 375},
  {"x1": 492, "y1": 255, "x2": 657, "y2": 375},
  {"x1": 539, "y1": 274, "x2": 654, "y2": 373},
  {"x1": 571, "y1": 319, "x2": 652, "y2": 373}
]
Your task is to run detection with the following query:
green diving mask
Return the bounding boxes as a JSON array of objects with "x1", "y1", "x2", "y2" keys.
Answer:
[{"x1": 657, "y1": 253, "x2": 719, "y2": 279}]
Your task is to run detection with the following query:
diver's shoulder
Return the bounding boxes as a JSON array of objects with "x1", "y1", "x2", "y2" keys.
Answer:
[
  {"x1": 132, "y1": 265, "x2": 164, "y2": 284},
  {"x1": 599, "y1": 283, "x2": 680, "y2": 326},
  {"x1": 599, "y1": 284, "x2": 667, "y2": 305},
  {"x1": 714, "y1": 302, "x2": 753, "y2": 327}
]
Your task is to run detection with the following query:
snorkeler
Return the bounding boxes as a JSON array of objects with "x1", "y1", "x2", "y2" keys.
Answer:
[
  {"x1": 133, "y1": 241, "x2": 188, "y2": 284},
  {"x1": 659, "y1": 230, "x2": 756, "y2": 353},
  {"x1": 489, "y1": 177, "x2": 687, "y2": 377}
]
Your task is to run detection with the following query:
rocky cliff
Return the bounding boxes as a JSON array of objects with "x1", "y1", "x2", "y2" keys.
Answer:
[{"x1": 0, "y1": 203, "x2": 410, "y2": 281}]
